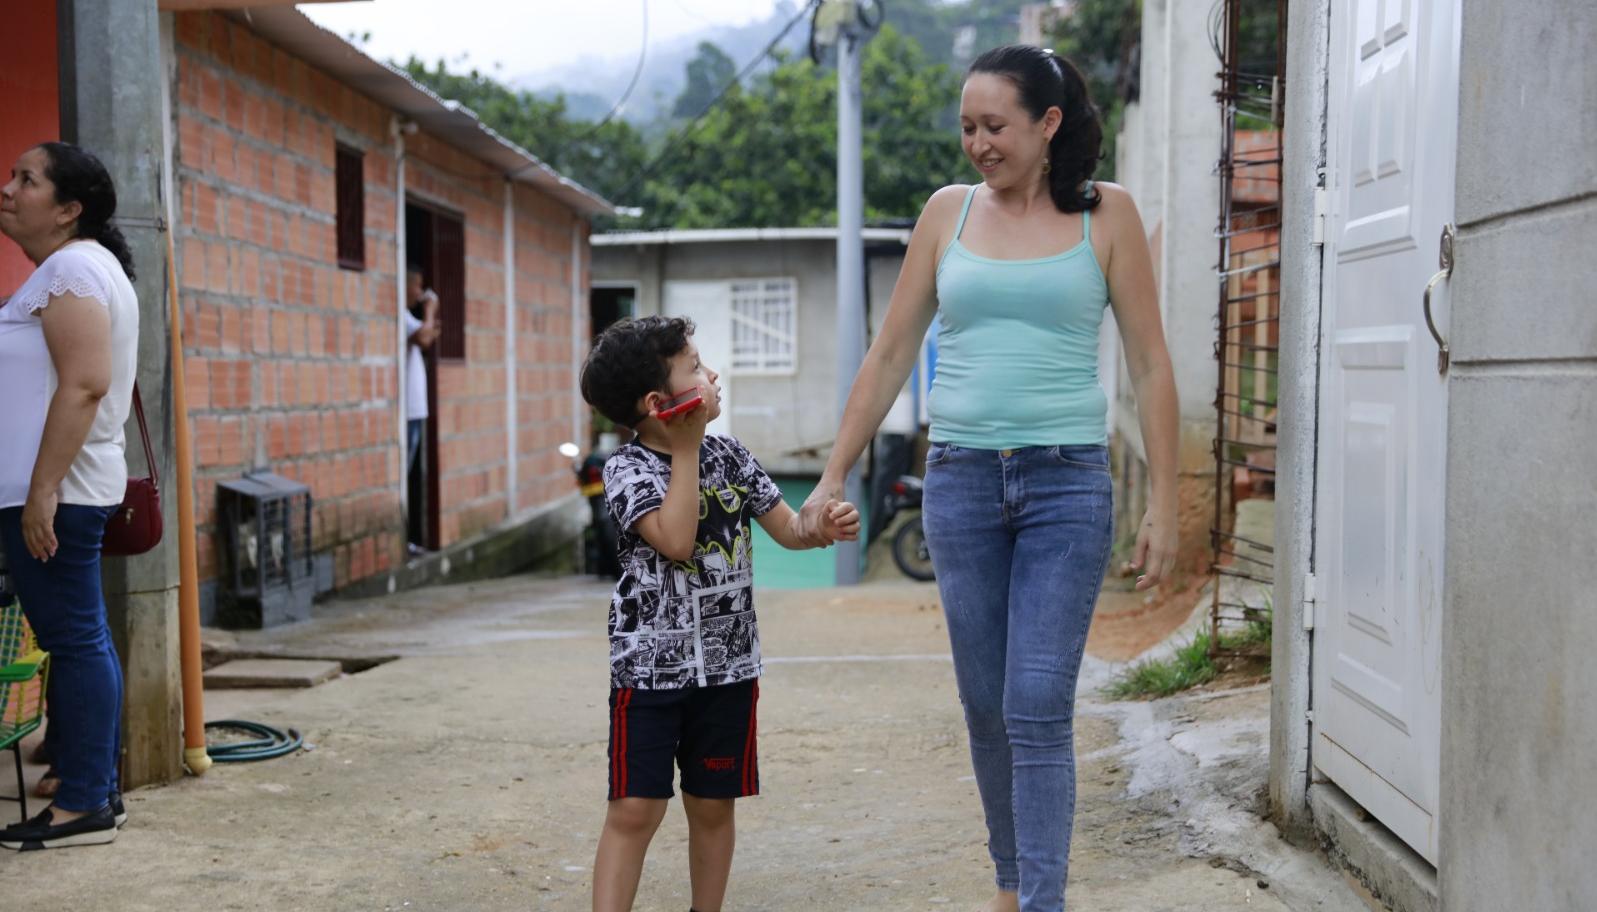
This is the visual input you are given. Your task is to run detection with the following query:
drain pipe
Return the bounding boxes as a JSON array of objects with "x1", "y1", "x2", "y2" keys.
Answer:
[
  {"x1": 570, "y1": 221, "x2": 584, "y2": 448},
  {"x1": 166, "y1": 225, "x2": 210, "y2": 776},
  {"x1": 157, "y1": 17, "x2": 209, "y2": 775},
  {"x1": 393, "y1": 118, "x2": 413, "y2": 520}
]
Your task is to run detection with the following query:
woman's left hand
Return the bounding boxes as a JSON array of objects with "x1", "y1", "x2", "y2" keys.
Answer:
[
  {"x1": 22, "y1": 488, "x2": 59, "y2": 562},
  {"x1": 1131, "y1": 503, "x2": 1177, "y2": 591}
]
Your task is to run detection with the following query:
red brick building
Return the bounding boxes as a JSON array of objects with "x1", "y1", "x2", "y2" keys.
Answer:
[{"x1": 169, "y1": 8, "x2": 612, "y2": 610}]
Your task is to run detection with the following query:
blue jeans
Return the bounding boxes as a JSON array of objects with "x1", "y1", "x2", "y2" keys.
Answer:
[
  {"x1": 921, "y1": 443, "x2": 1114, "y2": 912},
  {"x1": 407, "y1": 418, "x2": 425, "y2": 475},
  {"x1": 0, "y1": 504, "x2": 121, "y2": 813}
]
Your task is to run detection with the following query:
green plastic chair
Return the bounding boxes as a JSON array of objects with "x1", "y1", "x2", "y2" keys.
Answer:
[{"x1": 0, "y1": 598, "x2": 48, "y2": 824}]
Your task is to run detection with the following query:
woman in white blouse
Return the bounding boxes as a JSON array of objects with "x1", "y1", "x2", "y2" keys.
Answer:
[{"x1": 0, "y1": 142, "x2": 139, "y2": 850}]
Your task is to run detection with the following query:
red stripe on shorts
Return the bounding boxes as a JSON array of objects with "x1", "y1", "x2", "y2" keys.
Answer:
[
  {"x1": 742, "y1": 680, "x2": 759, "y2": 795},
  {"x1": 611, "y1": 688, "x2": 633, "y2": 799}
]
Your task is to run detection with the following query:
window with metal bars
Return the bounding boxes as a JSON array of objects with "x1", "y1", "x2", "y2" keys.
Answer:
[
  {"x1": 335, "y1": 144, "x2": 365, "y2": 271},
  {"x1": 729, "y1": 278, "x2": 796, "y2": 374}
]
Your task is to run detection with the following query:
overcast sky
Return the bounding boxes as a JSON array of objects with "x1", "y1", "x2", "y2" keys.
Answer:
[{"x1": 301, "y1": 0, "x2": 782, "y2": 76}]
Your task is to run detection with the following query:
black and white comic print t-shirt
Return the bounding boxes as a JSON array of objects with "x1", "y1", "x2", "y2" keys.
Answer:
[{"x1": 603, "y1": 434, "x2": 784, "y2": 690}]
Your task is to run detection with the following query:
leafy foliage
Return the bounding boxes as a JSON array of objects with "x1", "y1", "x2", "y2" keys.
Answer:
[
  {"x1": 399, "y1": 56, "x2": 650, "y2": 204},
  {"x1": 635, "y1": 26, "x2": 970, "y2": 228}
]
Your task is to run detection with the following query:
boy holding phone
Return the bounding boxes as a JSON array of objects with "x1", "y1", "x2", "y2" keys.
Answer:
[{"x1": 578, "y1": 315, "x2": 860, "y2": 912}]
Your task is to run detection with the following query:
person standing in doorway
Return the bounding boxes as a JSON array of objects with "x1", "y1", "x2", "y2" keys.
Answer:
[
  {"x1": 404, "y1": 264, "x2": 439, "y2": 557},
  {"x1": 797, "y1": 46, "x2": 1180, "y2": 911}
]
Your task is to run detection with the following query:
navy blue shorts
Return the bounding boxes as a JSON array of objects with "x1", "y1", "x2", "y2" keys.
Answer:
[{"x1": 607, "y1": 679, "x2": 759, "y2": 800}]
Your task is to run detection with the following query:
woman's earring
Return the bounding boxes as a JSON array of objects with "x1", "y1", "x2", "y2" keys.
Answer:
[{"x1": 1042, "y1": 160, "x2": 1052, "y2": 175}]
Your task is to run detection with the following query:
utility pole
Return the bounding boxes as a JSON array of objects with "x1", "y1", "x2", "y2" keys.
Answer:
[{"x1": 815, "y1": 0, "x2": 875, "y2": 585}]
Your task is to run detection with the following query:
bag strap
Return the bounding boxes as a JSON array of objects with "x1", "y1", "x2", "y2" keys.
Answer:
[{"x1": 130, "y1": 381, "x2": 159, "y2": 489}]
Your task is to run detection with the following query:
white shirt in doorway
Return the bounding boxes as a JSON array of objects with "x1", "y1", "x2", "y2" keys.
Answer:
[{"x1": 404, "y1": 310, "x2": 429, "y2": 421}]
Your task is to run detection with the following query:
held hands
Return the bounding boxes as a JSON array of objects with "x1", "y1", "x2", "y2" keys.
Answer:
[
  {"x1": 817, "y1": 499, "x2": 861, "y2": 545},
  {"x1": 796, "y1": 479, "x2": 844, "y2": 548},
  {"x1": 1130, "y1": 503, "x2": 1177, "y2": 591}
]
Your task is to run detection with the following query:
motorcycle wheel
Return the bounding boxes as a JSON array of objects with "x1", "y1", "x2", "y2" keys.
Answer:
[{"x1": 891, "y1": 515, "x2": 936, "y2": 582}]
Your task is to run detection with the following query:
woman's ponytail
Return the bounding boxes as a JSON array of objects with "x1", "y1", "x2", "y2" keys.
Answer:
[{"x1": 36, "y1": 141, "x2": 136, "y2": 281}]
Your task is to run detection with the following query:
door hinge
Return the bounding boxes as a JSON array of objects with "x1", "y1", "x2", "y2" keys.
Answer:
[
  {"x1": 1311, "y1": 188, "x2": 1329, "y2": 247},
  {"x1": 1302, "y1": 572, "x2": 1317, "y2": 631}
]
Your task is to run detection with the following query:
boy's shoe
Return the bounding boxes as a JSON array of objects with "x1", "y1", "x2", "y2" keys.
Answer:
[
  {"x1": 110, "y1": 791, "x2": 127, "y2": 828},
  {"x1": 0, "y1": 804, "x2": 118, "y2": 850}
]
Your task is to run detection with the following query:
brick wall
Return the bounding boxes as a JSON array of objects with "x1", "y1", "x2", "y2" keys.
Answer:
[{"x1": 172, "y1": 12, "x2": 585, "y2": 593}]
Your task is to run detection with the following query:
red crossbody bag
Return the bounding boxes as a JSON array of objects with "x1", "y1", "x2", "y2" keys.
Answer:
[{"x1": 101, "y1": 382, "x2": 163, "y2": 556}]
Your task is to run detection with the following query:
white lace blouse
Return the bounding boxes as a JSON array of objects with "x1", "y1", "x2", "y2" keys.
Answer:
[{"x1": 0, "y1": 240, "x2": 140, "y2": 509}]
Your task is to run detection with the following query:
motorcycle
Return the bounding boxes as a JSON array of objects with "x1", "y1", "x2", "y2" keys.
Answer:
[
  {"x1": 883, "y1": 474, "x2": 935, "y2": 582},
  {"x1": 561, "y1": 442, "x2": 621, "y2": 579}
]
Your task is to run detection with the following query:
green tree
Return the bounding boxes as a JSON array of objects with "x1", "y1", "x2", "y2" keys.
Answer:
[
  {"x1": 400, "y1": 57, "x2": 649, "y2": 203},
  {"x1": 672, "y1": 42, "x2": 738, "y2": 119},
  {"x1": 633, "y1": 25, "x2": 970, "y2": 229}
]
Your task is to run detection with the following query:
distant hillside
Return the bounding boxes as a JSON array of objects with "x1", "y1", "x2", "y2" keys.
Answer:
[
  {"x1": 514, "y1": 2, "x2": 809, "y2": 127},
  {"x1": 517, "y1": 0, "x2": 1038, "y2": 127}
]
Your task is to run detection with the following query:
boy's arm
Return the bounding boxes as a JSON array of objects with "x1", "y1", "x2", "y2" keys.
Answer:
[
  {"x1": 632, "y1": 455, "x2": 701, "y2": 562},
  {"x1": 756, "y1": 499, "x2": 861, "y2": 551},
  {"x1": 630, "y1": 406, "x2": 711, "y2": 561},
  {"x1": 755, "y1": 502, "x2": 809, "y2": 551}
]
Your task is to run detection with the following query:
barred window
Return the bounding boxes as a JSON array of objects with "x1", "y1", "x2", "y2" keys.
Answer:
[
  {"x1": 334, "y1": 144, "x2": 365, "y2": 270},
  {"x1": 729, "y1": 278, "x2": 796, "y2": 374}
]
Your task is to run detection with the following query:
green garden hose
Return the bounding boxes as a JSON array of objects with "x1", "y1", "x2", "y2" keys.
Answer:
[{"x1": 203, "y1": 720, "x2": 304, "y2": 762}]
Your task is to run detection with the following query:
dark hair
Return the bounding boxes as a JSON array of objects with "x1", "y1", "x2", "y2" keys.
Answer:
[
  {"x1": 36, "y1": 142, "x2": 135, "y2": 280},
  {"x1": 406, "y1": 263, "x2": 424, "y2": 277},
  {"x1": 580, "y1": 315, "x2": 696, "y2": 428},
  {"x1": 967, "y1": 45, "x2": 1103, "y2": 214}
]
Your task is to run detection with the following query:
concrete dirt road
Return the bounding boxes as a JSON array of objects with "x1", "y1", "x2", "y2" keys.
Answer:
[{"x1": 4, "y1": 574, "x2": 1371, "y2": 912}]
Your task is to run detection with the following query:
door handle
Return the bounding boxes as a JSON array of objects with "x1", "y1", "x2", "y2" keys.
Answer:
[{"x1": 1423, "y1": 224, "x2": 1455, "y2": 374}]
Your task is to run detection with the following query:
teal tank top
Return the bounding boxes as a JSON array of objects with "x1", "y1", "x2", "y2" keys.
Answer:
[{"x1": 929, "y1": 185, "x2": 1111, "y2": 449}]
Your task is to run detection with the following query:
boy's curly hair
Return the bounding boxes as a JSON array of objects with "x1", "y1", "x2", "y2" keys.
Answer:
[{"x1": 580, "y1": 315, "x2": 697, "y2": 428}]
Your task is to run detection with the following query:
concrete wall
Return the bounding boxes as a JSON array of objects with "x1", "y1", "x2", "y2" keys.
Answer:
[
  {"x1": 1108, "y1": 0, "x2": 1221, "y2": 572},
  {"x1": 1268, "y1": 0, "x2": 1328, "y2": 846},
  {"x1": 171, "y1": 12, "x2": 582, "y2": 595},
  {"x1": 65, "y1": 0, "x2": 185, "y2": 790},
  {"x1": 1439, "y1": 1, "x2": 1597, "y2": 909},
  {"x1": 591, "y1": 238, "x2": 903, "y2": 477}
]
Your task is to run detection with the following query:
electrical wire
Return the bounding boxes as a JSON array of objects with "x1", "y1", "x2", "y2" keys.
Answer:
[
  {"x1": 608, "y1": 0, "x2": 823, "y2": 206},
  {"x1": 569, "y1": 0, "x2": 651, "y2": 141}
]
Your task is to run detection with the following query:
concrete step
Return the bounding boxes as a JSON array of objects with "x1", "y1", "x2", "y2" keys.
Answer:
[{"x1": 203, "y1": 658, "x2": 342, "y2": 689}]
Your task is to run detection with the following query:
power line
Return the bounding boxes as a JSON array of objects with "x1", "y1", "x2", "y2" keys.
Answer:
[
  {"x1": 610, "y1": 0, "x2": 821, "y2": 207},
  {"x1": 571, "y1": 0, "x2": 651, "y2": 141}
]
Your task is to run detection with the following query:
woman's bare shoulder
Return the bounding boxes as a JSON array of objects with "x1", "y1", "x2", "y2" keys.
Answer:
[
  {"x1": 925, "y1": 183, "x2": 974, "y2": 214},
  {"x1": 1091, "y1": 181, "x2": 1135, "y2": 209}
]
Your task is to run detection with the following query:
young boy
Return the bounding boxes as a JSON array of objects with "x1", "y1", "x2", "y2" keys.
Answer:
[{"x1": 579, "y1": 316, "x2": 859, "y2": 912}]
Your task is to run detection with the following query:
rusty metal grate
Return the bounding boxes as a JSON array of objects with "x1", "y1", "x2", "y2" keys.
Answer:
[{"x1": 1210, "y1": 0, "x2": 1286, "y2": 655}]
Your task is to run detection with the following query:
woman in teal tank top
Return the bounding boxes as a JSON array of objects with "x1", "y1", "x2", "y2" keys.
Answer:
[{"x1": 799, "y1": 46, "x2": 1179, "y2": 912}]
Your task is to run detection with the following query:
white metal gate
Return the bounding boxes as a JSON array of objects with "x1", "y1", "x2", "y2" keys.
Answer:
[{"x1": 1311, "y1": 0, "x2": 1459, "y2": 866}]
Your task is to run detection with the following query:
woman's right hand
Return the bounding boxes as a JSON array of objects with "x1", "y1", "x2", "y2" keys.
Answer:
[
  {"x1": 797, "y1": 477, "x2": 845, "y2": 547},
  {"x1": 21, "y1": 487, "x2": 59, "y2": 562}
]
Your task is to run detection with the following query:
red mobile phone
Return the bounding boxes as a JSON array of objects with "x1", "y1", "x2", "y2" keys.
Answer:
[{"x1": 655, "y1": 388, "x2": 704, "y2": 420}]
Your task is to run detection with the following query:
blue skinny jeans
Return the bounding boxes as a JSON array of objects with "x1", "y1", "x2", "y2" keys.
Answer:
[
  {"x1": 0, "y1": 504, "x2": 121, "y2": 813},
  {"x1": 922, "y1": 443, "x2": 1114, "y2": 912}
]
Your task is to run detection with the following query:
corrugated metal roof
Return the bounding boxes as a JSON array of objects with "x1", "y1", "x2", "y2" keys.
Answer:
[
  {"x1": 592, "y1": 227, "x2": 913, "y2": 246},
  {"x1": 224, "y1": 7, "x2": 620, "y2": 217}
]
